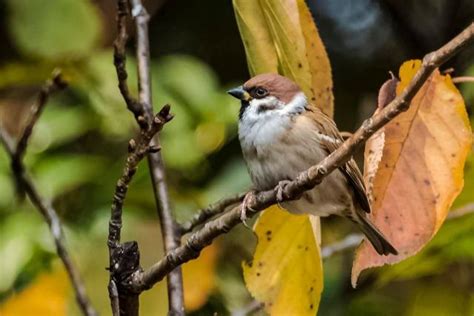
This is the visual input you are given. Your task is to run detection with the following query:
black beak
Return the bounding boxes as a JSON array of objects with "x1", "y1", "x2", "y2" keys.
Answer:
[{"x1": 227, "y1": 86, "x2": 251, "y2": 101}]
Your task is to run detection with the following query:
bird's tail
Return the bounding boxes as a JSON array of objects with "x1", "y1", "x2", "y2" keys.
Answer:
[{"x1": 355, "y1": 213, "x2": 398, "y2": 256}]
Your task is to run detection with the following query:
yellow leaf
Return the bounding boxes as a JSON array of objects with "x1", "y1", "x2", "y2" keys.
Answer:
[
  {"x1": 183, "y1": 242, "x2": 218, "y2": 311},
  {"x1": 232, "y1": 0, "x2": 278, "y2": 76},
  {"x1": 0, "y1": 268, "x2": 69, "y2": 316},
  {"x1": 352, "y1": 60, "x2": 472, "y2": 286},
  {"x1": 233, "y1": 0, "x2": 333, "y2": 117},
  {"x1": 243, "y1": 206, "x2": 323, "y2": 315}
]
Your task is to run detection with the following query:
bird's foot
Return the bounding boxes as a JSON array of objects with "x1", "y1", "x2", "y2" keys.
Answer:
[
  {"x1": 275, "y1": 180, "x2": 293, "y2": 202},
  {"x1": 240, "y1": 191, "x2": 257, "y2": 228}
]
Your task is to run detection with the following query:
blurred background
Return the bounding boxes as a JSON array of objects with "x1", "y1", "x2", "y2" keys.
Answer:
[{"x1": 0, "y1": 0, "x2": 473, "y2": 315}]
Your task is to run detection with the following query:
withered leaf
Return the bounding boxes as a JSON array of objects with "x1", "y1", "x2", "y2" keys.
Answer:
[{"x1": 352, "y1": 60, "x2": 472, "y2": 286}]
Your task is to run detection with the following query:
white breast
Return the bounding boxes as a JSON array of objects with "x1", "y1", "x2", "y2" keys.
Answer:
[
  {"x1": 238, "y1": 92, "x2": 307, "y2": 149},
  {"x1": 239, "y1": 93, "x2": 321, "y2": 188},
  {"x1": 238, "y1": 93, "x2": 352, "y2": 217}
]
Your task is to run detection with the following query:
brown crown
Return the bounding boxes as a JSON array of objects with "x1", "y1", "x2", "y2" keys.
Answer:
[{"x1": 243, "y1": 73, "x2": 301, "y2": 104}]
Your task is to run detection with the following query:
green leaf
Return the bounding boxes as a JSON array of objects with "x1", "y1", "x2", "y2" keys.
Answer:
[
  {"x1": 29, "y1": 104, "x2": 95, "y2": 152},
  {"x1": 376, "y1": 214, "x2": 474, "y2": 285},
  {"x1": 406, "y1": 284, "x2": 470, "y2": 316},
  {"x1": 154, "y1": 55, "x2": 219, "y2": 111},
  {"x1": 33, "y1": 154, "x2": 106, "y2": 197},
  {"x1": 0, "y1": 63, "x2": 57, "y2": 89},
  {"x1": 7, "y1": 0, "x2": 101, "y2": 59},
  {"x1": 76, "y1": 50, "x2": 136, "y2": 136}
]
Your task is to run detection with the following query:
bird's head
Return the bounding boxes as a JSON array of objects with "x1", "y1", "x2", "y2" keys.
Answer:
[{"x1": 227, "y1": 73, "x2": 307, "y2": 120}]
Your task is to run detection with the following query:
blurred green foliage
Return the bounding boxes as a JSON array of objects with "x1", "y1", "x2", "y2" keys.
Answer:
[
  {"x1": 0, "y1": 0, "x2": 249, "y2": 314},
  {"x1": 7, "y1": 0, "x2": 101, "y2": 59},
  {"x1": 0, "y1": 0, "x2": 473, "y2": 315}
]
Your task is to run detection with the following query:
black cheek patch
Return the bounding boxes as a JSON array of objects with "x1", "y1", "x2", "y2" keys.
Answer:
[
  {"x1": 239, "y1": 100, "x2": 250, "y2": 120},
  {"x1": 257, "y1": 104, "x2": 276, "y2": 114}
]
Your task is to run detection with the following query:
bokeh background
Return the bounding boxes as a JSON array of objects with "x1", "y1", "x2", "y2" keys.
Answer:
[{"x1": 0, "y1": 0, "x2": 473, "y2": 315}]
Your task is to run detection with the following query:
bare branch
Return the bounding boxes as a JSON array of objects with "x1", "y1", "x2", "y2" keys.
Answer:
[
  {"x1": 108, "y1": 106, "x2": 173, "y2": 249},
  {"x1": 109, "y1": 280, "x2": 120, "y2": 316},
  {"x1": 107, "y1": 106, "x2": 172, "y2": 316},
  {"x1": 129, "y1": 0, "x2": 185, "y2": 313},
  {"x1": 452, "y1": 76, "x2": 474, "y2": 83},
  {"x1": 0, "y1": 74, "x2": 96, "y2": 316},
  {"x1": 180, "y1": 193, "x2": 246, "y2": 234},
  {"x1": 15, "y1": 71, "x2": 67, "y2": 160},
  {"x1": 111, "y1": 0, "x2": 185, "y2": 313},
  {"x1": 113, "y1": 0, "x2": 144, "y2": 122},
  {"x1": 339, "y1": 131, "x2": 353, "y2": 140},
  {"x1": 322, "y1": 234, "x2": 363, "y2": 259},
  {"x1": 128, "y1": 22, "x2": 474, "y2": 292},
  {"x1": 447, "y1": 203, "x2": 474, "y2": 220},
  {"x1": 231, "y1": 300, "x2": 264, "y2": 316}
]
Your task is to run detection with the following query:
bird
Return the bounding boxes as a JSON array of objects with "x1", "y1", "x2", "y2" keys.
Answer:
[{"x1": 227, "y1": 73, "x2": 397, "y2": 256}]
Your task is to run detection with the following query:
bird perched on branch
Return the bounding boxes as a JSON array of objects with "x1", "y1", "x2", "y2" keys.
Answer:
[{"x1": 228, "y1": 73, "x2": 397, "y2": 256}]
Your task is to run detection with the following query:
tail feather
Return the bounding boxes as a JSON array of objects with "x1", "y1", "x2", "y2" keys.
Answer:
[{"x1": 355, "y1": 213, "x2": 398, "y2": 256}]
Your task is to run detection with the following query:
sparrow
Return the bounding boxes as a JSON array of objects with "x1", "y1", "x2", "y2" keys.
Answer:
[{"x1": 228, "y1": 73, "x2": 397, "y2": 256}]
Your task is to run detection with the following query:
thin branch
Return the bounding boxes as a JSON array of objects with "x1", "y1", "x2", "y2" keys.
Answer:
[
  {"x1": 108, "y1": 105, "x2": 173, "y2": 250},
  {"x1": 14, "y1": 71, "x2": 67, "y2": 160},
  {"x1": 107, "y1": 106, "x2": 172, "y2": 316},
  {"x1": 128, "y1": 0, "x2": 185, "y2": 314},
  {"x1": 0, "y1": 125, "x2": 15, "y2": 156},
  {"x1": 231, "y1": 299, "x2": 264, "y2": 316},
  {"x1": 452, "y1": 76, "x2": 474, "y2": 83},
  {"x1": 111, "y1": 0, "x2": 185, "y2": 313},
  {"x1": 127, "y1": 22, "x2": 474, "y2": 292},
  {"x1": 322, "y1": 234, "x2": 363, "y2": 259},
  {"x1": 179, "y1": 192, "x2": 246, "y2": 234},
  {"x1": 340, "y1": 131, "x2": 353, "y2": 140},
  {"x1": 109, "y1": 280, "x2": 120, "y2": 316},
  {"x1": 447, "y1": 203, "x2": 474, "y2": 220},
  {"x1": 0, "y1": 75, "x2": 97, "y2": 316},
  {"x1": 113, "y1": 0, "x2": 144, "y2": 122}
]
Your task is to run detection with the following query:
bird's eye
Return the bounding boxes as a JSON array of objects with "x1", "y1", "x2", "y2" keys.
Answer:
[{"x1": 254, "y1": 87, "x2": 268, "y2": 98}]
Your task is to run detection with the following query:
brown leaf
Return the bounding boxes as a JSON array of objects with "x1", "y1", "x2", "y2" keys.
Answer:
[
  {"x1": 352, "y1": 60, "x2": 472, "y2": 287},
  {"x1": 377, "y1": 74, "x2": 398, "y2": 109}
]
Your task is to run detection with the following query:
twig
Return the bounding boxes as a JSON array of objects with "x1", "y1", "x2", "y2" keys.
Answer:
[
  {"x1": 113, "y1": 0, "x2": 144, "y2": 122},
  {"x1": 180, "y1": 193, "x2": 246, "y2": 234},
  {"x1": 112, "y1": 0, "x2": 185, "y2": 314},
  {"x1": 0, "y1": 75, "x2": 97, "y2": 316},
  {"x1": 447, "y1": 203, "x2": 474, "y2": 219},
  {"x1": 452, "y1": 76, "x2": 474, "y2": 83},
  {"x1": 129, "y1": 0, "x2": 185, "y2": 314},
  {"x1": 15, "y1": 71, "x2": 67, "y2": 160},
  {"x1": 107, "y1": 106, "x2": 172, "y2": 316},
  {"x1": 126, "y1": 22, "x2": 474, "y2": 292},
  {"x1": 109, "y1": 280, "x2": 120, "y2": 316},
  {"x1": 108, "y1": 106, "x2": 172, "y2": 249},
  {"x1": 231, "y1": 299, "x2": 264, "y2": 316},
  {"x1": 321, "y1": 234, "x2": 363, "y2": 259},
  {"x1": 340, "y1": 131, "x2": 353, "y2": 140}
]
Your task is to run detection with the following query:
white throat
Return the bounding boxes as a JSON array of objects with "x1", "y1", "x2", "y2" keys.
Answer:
[{"x1": 238, "y1": 92, "x2": 307, "y2": 148}]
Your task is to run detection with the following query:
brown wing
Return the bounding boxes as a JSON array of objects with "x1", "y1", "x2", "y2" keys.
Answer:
[{"x1": 307, "y1": 107, "x2": 371, "y2": 213}]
